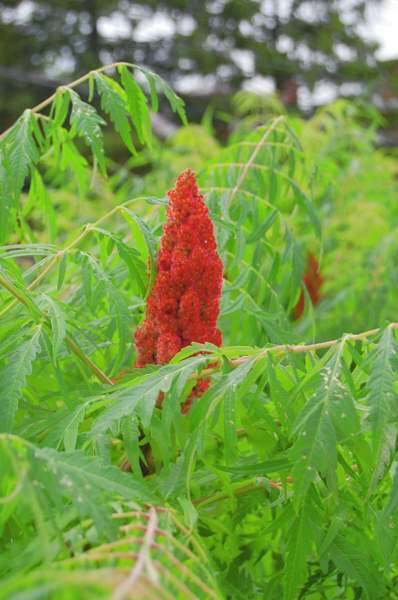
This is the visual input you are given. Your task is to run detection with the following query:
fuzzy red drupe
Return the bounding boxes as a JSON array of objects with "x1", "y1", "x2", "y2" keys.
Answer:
[{"x1": 134, "y1": 169, "x2": 223, "y2": 411}]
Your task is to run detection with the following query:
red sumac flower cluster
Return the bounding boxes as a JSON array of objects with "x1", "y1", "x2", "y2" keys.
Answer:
[
  {"x1": 134, "y1": 169, "x2": 223, "y2": 411},
  {"x1": 294, "y1": 252, "x2": 323, "y2": 320}
]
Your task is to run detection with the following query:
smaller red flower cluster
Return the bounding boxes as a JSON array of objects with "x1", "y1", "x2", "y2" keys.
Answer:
[
  {"x1": 293, "y1": 253, "x2": 323, "y2": 320},
  {"x1": 135, "y1": 170, "x2": 223, "y2": 397}
]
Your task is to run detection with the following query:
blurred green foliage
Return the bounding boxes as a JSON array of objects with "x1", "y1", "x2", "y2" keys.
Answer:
[{"x1": 0, "y1": 0, "x2": 383, "y2": 124}]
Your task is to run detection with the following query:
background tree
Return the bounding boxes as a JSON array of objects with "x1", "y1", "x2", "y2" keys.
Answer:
[{"x1": 0, "y1": 0, "x2": 382, "y2": 124}]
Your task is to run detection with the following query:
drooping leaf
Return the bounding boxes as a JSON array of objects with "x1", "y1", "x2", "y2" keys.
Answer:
[
  {"x1": 367, "y1": 326, "x2": 397, "y2": 454},
  {"x1": 283, "y1": 504, "x2": 316, "y2": 600},
  {"x1": 69, "y1": 90, "x2": 106, "y2": 173},
  {"x1": 94, "y1": 72, "x2": 136, "y2": 155},
  {"x1": 0, "y1": 327, "x2": 41, "y2": 432},
  {"x1": 119, "y1": 66, "x2": 152, "y2": 147},
  {"x1": 2, "y1": 110, "x2": 39, "y2": 197}
]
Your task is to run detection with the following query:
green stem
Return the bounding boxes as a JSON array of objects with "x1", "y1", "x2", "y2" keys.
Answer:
[
  {"x1": 0, "y1": 271, "x2": 42, "y2": 320},
  {"x1": 0, "y1": 270, "x2": 113, "y2": 385},
  {"x1": 64, "y1": 335, "x2": 113, "y2": 385},
  {"x1": 193, "y1": 476, "x2": 280, "y2": 508}
]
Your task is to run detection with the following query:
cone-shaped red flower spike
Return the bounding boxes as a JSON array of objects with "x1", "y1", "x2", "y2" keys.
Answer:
[
  {"x1": 293, "y1": 252, "x2": 323, "y2": 320},
  {"x1": 134, "y1": 170, "x2": 223, "y2": 372}
]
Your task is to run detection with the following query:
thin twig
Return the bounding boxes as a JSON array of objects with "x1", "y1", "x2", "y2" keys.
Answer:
[
  {"x1": 228, "y1": 115, "x2": 285, "y2": 204},
  {"x1": 150, "y1": 541, "x2": 219, "y2": 599},
  {"x1": 65, "y1": 335, "x2": 113, "y2": 385},
  {"x1": 0, "y1": 62, "x2": 136, "y2": 141},
  {"x1": 193, "y1": 476, "x2": 289, "y2": 508},
  {"x1": 0, "y1": 270, "x2": 113, "y2": 385},
  {"x1": 196, "y1": 322, "x2": 398, "y2": 378},
  {"x1": 0, "y1": 197, "x2": 150, "y2": 320},
  {"x1": 112, "y1": 507, "x2": 159, "y2": 600},
  {"x1": 250, "y1": 323, "x2": 398, "y2": 358},
  {"x1": 107, "y1": 322, "x2": 397, "y2": 394}
]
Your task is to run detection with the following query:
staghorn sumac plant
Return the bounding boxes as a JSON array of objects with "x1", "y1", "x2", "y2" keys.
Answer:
[{"x1": 2, "y1": 62, "x2": 398, "y2": 600}]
